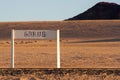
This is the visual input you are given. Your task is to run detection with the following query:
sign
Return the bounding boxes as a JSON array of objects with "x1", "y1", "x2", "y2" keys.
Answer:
[
  {"x1": 11, "y1": 29, "x2": 60, "y2": 68},
  {"x1": 14, "y1": 30, "x2": 57, "y2": 39}
]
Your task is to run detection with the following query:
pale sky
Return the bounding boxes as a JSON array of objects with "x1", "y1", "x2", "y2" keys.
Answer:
[{"x1": 0, "y1": 0, "x2": 120, "y2": 21}]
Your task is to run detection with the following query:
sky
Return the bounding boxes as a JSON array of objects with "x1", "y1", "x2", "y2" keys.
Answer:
[{"x1": 0, "y1": 0, "x2": 120, "y2": 21}]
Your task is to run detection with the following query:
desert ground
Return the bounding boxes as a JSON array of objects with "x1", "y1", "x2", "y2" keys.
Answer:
[
  {"x1": 0, "y1": 38, "x2": 120, "y2": 68},
  {"x1": 0, "y1": 20, "x2": 120, "y2": 68},
  {"x1": 0, "y1": 20, "x2": 120, "y2": 79}
]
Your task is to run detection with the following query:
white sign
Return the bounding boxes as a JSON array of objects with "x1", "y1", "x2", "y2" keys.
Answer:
[
  {"x1": 11, "y1": 29, "x2": 60, "y2": 68},
  {"x1": 14, "y1": 30, "x2": 57, "y2": 39}
]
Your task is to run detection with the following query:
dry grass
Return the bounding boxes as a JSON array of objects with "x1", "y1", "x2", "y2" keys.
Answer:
[{"x1": 0, "y1": 39, "x2": 120, "y2": 68}]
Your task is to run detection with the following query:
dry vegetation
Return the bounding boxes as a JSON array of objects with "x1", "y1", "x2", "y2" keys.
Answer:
[
  {"x1": 0, "y1": 69, "x2": 120, "y2": 80},
  {"x1": 0, "y1": 20, "x2": 120, "y2": 79},
  {"x1": 0, "y1": 39, "x2": 120, "y2": 68}
]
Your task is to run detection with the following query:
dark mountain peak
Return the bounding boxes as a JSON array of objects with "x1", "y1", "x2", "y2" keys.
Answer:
[
  {"x1": 66, "y1": 2, "x2": 120, "y2": 20},
  {"x1": 95, "y1": 2, "x2": 119, "y2": 6},
  {"x1": 93, "y1": 2, "x2": 120, "y2": 9}
]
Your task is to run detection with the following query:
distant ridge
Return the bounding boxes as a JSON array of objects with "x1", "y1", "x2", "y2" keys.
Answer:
[
  {"x1": 66, "y1": 2, "x2": 120, "y2": 20},
  {"x1": 0, "y1": 20, "x2": 120, "y2": 39}
]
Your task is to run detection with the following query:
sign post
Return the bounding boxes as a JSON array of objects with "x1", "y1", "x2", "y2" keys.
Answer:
[
  {"x1": 11, "y1": 29, "x2": 15, "y2": 68},
  {"x1": 57, "y1": 30, "x2": 60, "y2": 68},
  {"x1": 11, "y1": 29, "x2": 60, "y2": 68}
]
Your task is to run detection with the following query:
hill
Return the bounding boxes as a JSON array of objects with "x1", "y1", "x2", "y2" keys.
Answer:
[
  {"x1": 67, "y1": 2, "x2": 120, "y2": 20},
  {"x1": 0, "y1": 20, "x2": 120, "y2": 39}
]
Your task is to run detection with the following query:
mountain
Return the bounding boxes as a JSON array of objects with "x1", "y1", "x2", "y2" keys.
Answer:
[{"x1": 67, "y1": 2, "x2": 120, "y2": 20}]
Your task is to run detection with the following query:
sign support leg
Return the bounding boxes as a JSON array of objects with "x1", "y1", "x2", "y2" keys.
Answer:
[
  {"x1": 57, "y1": 30, "x2": 60, "y2": 68},
  {"x1": 11, "y1": 29, "x2": 15, "y2": 68}
]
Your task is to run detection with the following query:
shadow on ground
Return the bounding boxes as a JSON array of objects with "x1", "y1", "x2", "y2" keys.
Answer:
[{"x1": 69, "y1": 38, "x2": 120, "y2": 43}]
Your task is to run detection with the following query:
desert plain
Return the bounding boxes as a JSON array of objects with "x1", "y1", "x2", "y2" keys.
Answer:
[
  {"x1": 0, "y1": 20, "x2": 120, "y2": 68},
  {"x1": 0, "y1": 39, "x2": 120, "y2": 68},
  {"x1": 0, "y1": 20, "x2": 120, "y2": 80}
]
